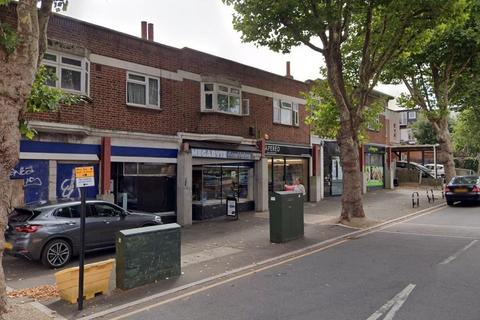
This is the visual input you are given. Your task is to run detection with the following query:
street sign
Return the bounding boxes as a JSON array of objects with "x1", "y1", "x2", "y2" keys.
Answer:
[
  {"x1": 73, "y1": 165, "x2": 95, "y2": 311},
  {"x1": 75, "y1": 166, "x2": 95, "y2": 188}
]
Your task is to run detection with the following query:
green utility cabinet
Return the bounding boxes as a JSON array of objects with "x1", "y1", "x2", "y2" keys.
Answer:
[{"x1": 269, "y1": 191, "x2": 304, "y2": 243}]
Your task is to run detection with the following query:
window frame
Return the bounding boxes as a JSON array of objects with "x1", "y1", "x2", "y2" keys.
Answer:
[
  {"x1": 408, "y1": 111, "x2": 417, "y2": 119},
  {"x1": 42, "y1": 50, "x2": 90, "y2": 96},
  {"x1": 201, "y1": 83, "x2": 246, "y2": 116},
  {"x1": 126, "y1": 71, "x2": 161, "y2": 109},
  {"x1": 273, "y1": 98, "x2": 299, "y2": 127},
  {"x1": 399, "y1": 112, "x2": 408, "y2": 125}
]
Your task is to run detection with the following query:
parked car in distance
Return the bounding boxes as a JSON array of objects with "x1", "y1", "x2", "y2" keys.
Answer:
[
  {"x1": 424, "y1": 164, "x2": 445, "y2": 177},
  {"x1": 5, "y1": 200, "x2": 162, "y2": 268},
  {"x1": 396, "y1": 161, "x2": 436, "y2": 179},
  {"x1": 444, "y1": 176, "x2": 480, "y2": 206}
]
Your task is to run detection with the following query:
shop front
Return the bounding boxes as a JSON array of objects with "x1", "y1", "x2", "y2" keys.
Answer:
[
  {"x1": 189, "y1": 142, "x2": 260, "y2": 220},
  {"x1": 364, "y1": 145, "x2": 386, "y2": 190},
  {"x1": 322, "y1": 140, "x2": 342, "y2": 197},
  {"x1": 265, "y1": 143, "x2": 311, "y2": 200},
  {"x1": 10, "y1": 139, "x2": 101, "y2": 205},
  {"x1": 109, "y1": 143, "x2": 178, "y2": 222}
]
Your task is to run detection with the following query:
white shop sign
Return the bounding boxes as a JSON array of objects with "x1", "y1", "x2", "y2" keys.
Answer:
[{"x1": 191, "y1": 148, "x2": 260, "y2": 161}]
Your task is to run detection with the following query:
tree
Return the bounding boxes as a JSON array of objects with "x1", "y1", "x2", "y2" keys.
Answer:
[
  {"x1": 409, "y1": 113, "x2": 438, "y2": 145},
  {"x1": 409, "y1": 112, "x2": 455, "y2": 145},
  {"x1": 305, "y1": 79, "x2": 386, "y2": 142},
  {"x1": 453, "y1": 108, "x2": 480, "y2": 157},
  {"x1": 223, "y1": 0, "x2": 462, "y2": 221},
  {"x1": 0, "y1": 0, "x2": 70, "y2": 313},
  {"x1": 384, "y1": 0, "x2": 480, "y2": 182}
]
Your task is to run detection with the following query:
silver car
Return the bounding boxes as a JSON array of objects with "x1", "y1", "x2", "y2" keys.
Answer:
[{"x1": 5, "y1": 200, "x2": 162, "y2": 268}]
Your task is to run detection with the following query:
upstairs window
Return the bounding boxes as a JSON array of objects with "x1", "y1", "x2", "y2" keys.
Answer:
[
  {"x1": 408, "y1": 111, "x2": 416, "y2": 119},
  {"x1": 42, "y1": 51, "x2": 90, "y2": 95},
  {"x1": 126, "y1": 72, "x2": 160, "y2": 108},
  {"x1": 201, "y1": 83, "x2": 249, "y2": 116},
  {"x1": 273, "y1": 99, "x2": 299, "y2": 126},
  {"x1": 399, "y1": 112, "x2": 408, "y2": 125}
]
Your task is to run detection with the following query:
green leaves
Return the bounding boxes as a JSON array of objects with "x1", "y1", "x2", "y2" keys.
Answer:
[
  {"x1": 305, "y1": 80, "x2": 340, "y2": 140},
  {"x1": 305, "y1": 80, "x2": 385, "y2": 142},
  {"x1": 453, "y1": 108, "x2": 480, "y2": 156},
  {"x1": 0, "y1": 22, "x2": 18, "y2": 55},
  {"x1": 21, "y1": 65, "x2": 83, "y2": 139}
]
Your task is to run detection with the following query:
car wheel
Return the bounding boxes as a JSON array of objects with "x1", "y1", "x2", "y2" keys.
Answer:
[
  {"x1": 41, "y1": 239, "x2": 72, "y2": 268},
  {"x1": 447, "y1": 200, "x2": 454, "y2": 206}
]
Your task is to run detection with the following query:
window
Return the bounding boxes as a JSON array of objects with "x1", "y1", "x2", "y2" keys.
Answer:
[
  {"x1": 126, "y1": 72, "x2": 160, "y2": 108},
  {"x1": 201, "y1": 83, "x2": 248, "y2": 115},
  {"x1": 123, "y1": 163, "x2": 176, "y2": 176},
  {"x1": 54, "y1": 205, "x2": 91, "y2": 218},
  {"x1": 92, "y1": 203, "x2": 123, "y2": 217},
  {"x1": 400, "y1": 112, "x2": 408, "y2": 125},
  {"x1": 42, "y1": 51, "x2": 89, "y2": 95},
  {"x1": 408, "y1": 111, "x2": 416, "y2": 119},
  {"x1": 273, "y1": 99, "x2": 299, "y2": 126}
]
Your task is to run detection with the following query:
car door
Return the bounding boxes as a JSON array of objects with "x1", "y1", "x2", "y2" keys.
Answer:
[
  {"x1": 56, "y1": 204, "x2": 99, "y2": 250},
  {"x1": 90, "y1": 202, "x2": 128, "y2": 245}
]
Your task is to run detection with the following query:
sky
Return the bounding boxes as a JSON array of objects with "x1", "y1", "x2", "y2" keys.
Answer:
[{"x1": 61, "y1": 0, "x2": 406, "y2": 103}]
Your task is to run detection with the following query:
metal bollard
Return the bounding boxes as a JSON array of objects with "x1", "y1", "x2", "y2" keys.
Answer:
[{"x1": 412, "y1": 192, "x2": 420, "y2": 208}]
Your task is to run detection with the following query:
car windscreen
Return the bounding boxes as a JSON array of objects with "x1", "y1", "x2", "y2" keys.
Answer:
[
  {"x1": 8, "y1": 208, "x2": 42, "y2": 223},
  {"x1": 452, "y1": 176, "x2": 479, "y2": 185}
]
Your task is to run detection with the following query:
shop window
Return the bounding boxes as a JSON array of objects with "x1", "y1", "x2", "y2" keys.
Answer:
[
  {"x1": 42, "y1": 51, "x2": 90, "y2": 96},
  {"x1": 273, "y1": 99, "x2": 299, "y2": 126},
  {"x1": 192, "y1": 164, "x2": 253, "y2": 205},
  {"x1": 126, "y1": 72, "x2": 160, "y2": 108},
  {"x1": 268, "y1": 157, "x2": 309, "y2": 197},
  {"x1": 112, "y1": 162, "x2": 176, "y2": 213},
  {"x1": 123, "y1": 163, "x2": 175, "y2": 176},
  {"x1": 201, "y1": 83, "x2": 249, "y2": 116}
]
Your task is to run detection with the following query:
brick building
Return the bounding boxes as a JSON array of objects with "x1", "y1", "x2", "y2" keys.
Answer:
[
  {"x1": 311, "y1": 91, "x2": 397, "y2": 197},
  {"x1": 3, "y1": 7, "x2": 313, "y2": 225}
]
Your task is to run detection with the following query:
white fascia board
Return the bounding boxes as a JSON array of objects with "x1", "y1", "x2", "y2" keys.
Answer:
[
  {"x1": 110, "y1": 156, "x2": 177, "y2": 163},
  {"x1": 20, "y1": 152, "x2": 99, "y2": 161},
  {"x1": 111, "y1": 137, "x2": 179, "y2": 150},
  {"x1": 177, "y1": 132, "x2": 257, "y2": 145},
  {"x1": 90, "y1": 54, "x2": 183, "y2": 81},
  {"x1": 29, "y1": 121, "x2": 181, "y2": 145},
  {"x1": 241, "y1": 85, "x2": 307, "y2": 105}
]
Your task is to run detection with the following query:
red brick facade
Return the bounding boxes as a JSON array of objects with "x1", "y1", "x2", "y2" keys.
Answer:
[{"x1": 3, "y1": 7, "x2": 310, "y2": 146}]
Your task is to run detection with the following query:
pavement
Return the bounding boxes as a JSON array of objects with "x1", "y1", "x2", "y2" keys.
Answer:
[{"x1": 2, "y1": 186, "x2": 445, "y2": 319}]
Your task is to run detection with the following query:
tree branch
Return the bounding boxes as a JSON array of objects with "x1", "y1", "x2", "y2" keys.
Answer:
[{"x1": 37, "y1": 0, "x2": 54, "y2": 67}]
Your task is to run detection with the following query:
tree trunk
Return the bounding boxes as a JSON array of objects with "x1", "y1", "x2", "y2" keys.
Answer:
[
  {"x1": 323, "y1": 41, "x2": 365, "y2": 221},
  {"x1": 338, "y1": 121, "x2": 365, "y2": 220},
  {"x1": 433, "y1": 118, "x2": 456, "y2": 183},
  {"x1": 0, "y1": 0, "x2": 41, "y2": 313}
]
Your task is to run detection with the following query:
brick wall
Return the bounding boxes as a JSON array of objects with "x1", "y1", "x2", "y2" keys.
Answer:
[
  {"x1": 0, "y1": 6, "x2": 310, "y2": 145},
  {"x1": 366, "y1": 114, "x2": 388, "y2": 145}
]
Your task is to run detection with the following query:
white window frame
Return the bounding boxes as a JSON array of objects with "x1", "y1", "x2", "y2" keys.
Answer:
[
  {"x1": 126, "y1": 72, "x2": 160, "y2": 109},
  {"x1": 42, "y1": 50, "x2": 90, "y2": 96},
  {"x1": 201, "y1": 83, "x2": 246, "y2": 116},
  {"x1": 399, "y1": 112, "x2": 408, "y2": 125},
  {"x1": 408, "y1": 111, "x2": 416, "y2": 119},
  {"x1": 273, "y1": 98, "x2": 299, "y2": 126}
]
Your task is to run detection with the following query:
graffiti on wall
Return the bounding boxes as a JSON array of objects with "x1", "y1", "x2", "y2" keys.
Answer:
[
  {"x1": 10, "y1": 160, "x2": 49, "y2": 204},
  {"x1": 56, "y1": 163, "x2": 99, "y2": 200}
]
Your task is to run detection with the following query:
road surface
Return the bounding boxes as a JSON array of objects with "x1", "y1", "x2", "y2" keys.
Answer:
[{"x1": 106, "y1": 204, "x2": 480, "y2": 320}]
